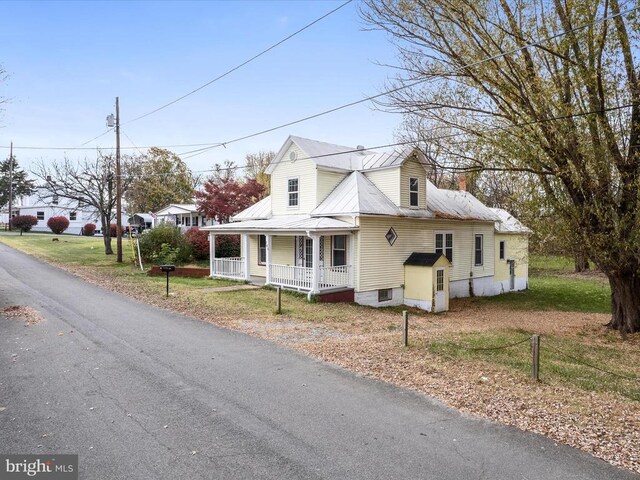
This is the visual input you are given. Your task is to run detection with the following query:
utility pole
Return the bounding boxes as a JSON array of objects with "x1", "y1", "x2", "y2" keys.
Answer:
[
  {"x1": 8, "y1": 141, "x2": 13, "y2": 231},
  {"x1": 115, "y1": 97, "x2": 123, "y2": 263}
]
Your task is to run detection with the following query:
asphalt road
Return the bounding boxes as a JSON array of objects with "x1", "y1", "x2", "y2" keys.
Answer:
[{"x1": 0, "y1": 243, "x2": 637, "y2": 480}]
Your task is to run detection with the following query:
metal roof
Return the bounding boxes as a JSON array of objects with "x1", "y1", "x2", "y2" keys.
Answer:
[
  {"x1": 154, "y1": 204, "x2": 200, "y2": 215},
  {"x1": 201, "y1": 215, "x2": 357, "y2": 234},
  {"x1": 231, "y1": 196, "x2": 272, "y2": 221},
  {"x1": 490, "y1": 208, "x2": 532, "y2": 234},
  {"x1": 426, "y1": 181, "x2": 499, "y2": 222}
]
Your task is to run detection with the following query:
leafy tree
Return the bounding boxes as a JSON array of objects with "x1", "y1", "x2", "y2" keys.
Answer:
[
  {"x1": 245, "y1": 150, "x2": 274, "y2": 195},
  {"x1": 125, "y1": 148, "x2": 195, "y2": 213},
  {"x1": 0, "y1": 155, "x2": 35, "y2": 208},
  {"x1": 196, "y1": 176, "x2": 265, "y2": 224},
  {"x1": 47, "y1": 216, "x2": 69, "y2": 234},
  {"x1": 31, "y1": 153, "x2": 139, "y2": 255},
  {"x1": 363, "y1": 0, "x2": 640, "y2": 334},
  {"x1": 10, "y1": 215, "x2": 37, "y2": 235},
  {"x1": 138, "y1": 223, "x2": 191, "y2": 265}
]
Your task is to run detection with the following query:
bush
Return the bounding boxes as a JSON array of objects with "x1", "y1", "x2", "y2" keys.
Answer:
[
  {"x1": 10, "y1": 215, "x2": 38, "y2": 235},
  {"x1": 82, "y1": 223, "x2": 96, "y2": 236},
  {"x1": 216, "y1": 235, "x2": 240, "y2": 258},
  {"x1": 110, "y1": 224, "x2": 125, "y2": 237},
  {"x1": 184, "y1": 227, "x2": 209, "y2": 260},
  {"x1": 47, "y1": 216, "x2": 70, "y2": 234},
  {"x1": 138, "y1": 224, "x2": 192, "y2": 265}
]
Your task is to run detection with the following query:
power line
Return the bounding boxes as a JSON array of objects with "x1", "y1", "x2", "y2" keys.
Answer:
[{"x1": 123, "y1": 0, "x2": 353, "y2": 127}]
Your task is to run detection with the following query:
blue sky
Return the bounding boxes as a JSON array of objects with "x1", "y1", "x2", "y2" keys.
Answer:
[{"x1": 0, "y1": 0, "x2": 404, "y2": 176}]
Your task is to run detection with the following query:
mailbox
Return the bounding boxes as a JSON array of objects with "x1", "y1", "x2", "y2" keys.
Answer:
[{"x1": 160, "y1": 264, "x2": 176, "y2": 273}]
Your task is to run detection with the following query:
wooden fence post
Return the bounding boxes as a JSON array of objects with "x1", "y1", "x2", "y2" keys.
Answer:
[
  {"x1": 276, "y1": 286, "x2": 282, "y2": 315},
  {"x1": 531, "y1": 334, "x2": 540, "y2": 381},
  {"x1": 402, "y1": 310, "x2": 409, "y2": 347}
]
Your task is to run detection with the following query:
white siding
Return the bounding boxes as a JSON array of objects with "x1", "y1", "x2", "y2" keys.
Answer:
[{"x1": 364, "y1": 168, "x2": 400, "y2": 205}]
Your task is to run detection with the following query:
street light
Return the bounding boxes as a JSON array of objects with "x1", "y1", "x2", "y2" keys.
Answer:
[{"x1": 106, "y1": 98, "x2": 122, "y2": 263}]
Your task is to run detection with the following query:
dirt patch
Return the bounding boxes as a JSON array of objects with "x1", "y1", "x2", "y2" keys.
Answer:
[{"x1": 1, "y1": 305, "x2": 44, "y2": 325}]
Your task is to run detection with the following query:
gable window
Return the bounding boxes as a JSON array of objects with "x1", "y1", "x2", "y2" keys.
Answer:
[
  {"x1": 499, "y1": 240, "x2": 505, "y2": 260},
  {"x1": 475, "y1": 234, "x2": 483, "y2": 266},
  {"x1": 70, "y1": 212, "x2": 77, "y2": 221},
  {"x1": 258, "y1": 235, "x2": 267, "y2": 265},
  {"x1": 435, "y1": 232, "x2": 453, "y2": 263},
  {"x1": 52, "y1": 195, "x2": 59, "y2": 205},
  {"x1": 378, "y1": 288, "x2": 392, "y2": 302},
  {"x1": 332, "y1": 235, "x2": 347, "y2": 266},
  {"x1": 288, "y1": 178, "x2": 299, "y2": 207},
  {"x1": 37, "y1": 211, "x2": 45, "y2": 220},
  {"x1": 409, "y1": 177, "x2": 419, "y2": 207}
]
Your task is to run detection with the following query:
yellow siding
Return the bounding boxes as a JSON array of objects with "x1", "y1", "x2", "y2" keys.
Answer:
[
  {"x1": 399, "y1": 157, "x2": 427, "y2": 209},
  {"x1": 270, "y1": 143, "x2": 317, "y2": 215},
  {"x1": 357, "y1": 217, "x2": 496, "y2": 291},
  {"x1": 272, "y1": 236, "x2": 295, "y2": 265},
  {"x1": 364, "y1": 168, "x2": 400, "y2": 205},
  {"x1": 494, "y1": 234, "x2": 529, "y2": 280},
  {"x1": 317, "y1": 170, "x2": 348, "y2": 205},
  {"x1": 404, "y1": 265, "x2": 432, "y2": 302}
]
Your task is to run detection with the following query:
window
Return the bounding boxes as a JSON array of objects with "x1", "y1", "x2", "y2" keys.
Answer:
[
  {"x1": 332, "y1": 235, "x2": 347, "y2": 266},
  {"x1": 37, "y1": 211, "x2": 45, "y2": 220},
  {"x1": 288, "y1": 178, "x2": 299, "y2": 207},
  {"x1": 499, "y1": 240, "x2": 505, "y2": 260},
  {"x1": 258, "y1": 235, "x2": 267, "y2": 265},
  {"x1": 70, "y1": 212, "x2": 77, "y2": 221},
  {"x1": 378, "y1": 288, "x2": 392, "y2": 302},
  {"x1": 52, "y1": 195, "x2": 59, "y2": 205},
  {"x1": 436, "y1": 269, "x2": 445, "y2": 292},
  {"x1": 194, "y1": 216, "x2": 199, "y2": 227},
  {"x1": 474, "y1": 234, "x2": 483, "y2": 266},
  {"x1": 409, "y1": 177, "x2": 419, "y2": 207},
  {"x1": 185, "y1": 217, "x2": 191, "y2": 227},
  {"x1": 435, "y1": 232, "x2": 453, "y2": 263}
]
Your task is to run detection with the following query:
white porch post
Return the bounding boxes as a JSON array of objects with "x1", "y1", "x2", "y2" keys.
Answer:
[
  {"x1": 265, "y1": 234, "x2": 272, "y2": 285},
  {"x1": 209, "y1": 233, "x2": 216, "y2": 277},
  {"x1": 242, "y1": 233, "x2": 251, "y2": 281},
  {"x1": 349, "y1": 232, "x2": 355, "y2": 288},
  {"x1": 311, "y1": 234, "x2": 320, "y2": 294}
]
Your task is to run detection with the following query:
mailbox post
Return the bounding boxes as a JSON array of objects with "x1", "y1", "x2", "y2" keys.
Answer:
[{"x1": 160, "y1": 264, "x2": 176, "y2": 297}]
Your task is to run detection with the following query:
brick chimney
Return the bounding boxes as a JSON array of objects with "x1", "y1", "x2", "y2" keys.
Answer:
[{"x1": 458, "y1": 174, "x2": 467, "y2": 191}]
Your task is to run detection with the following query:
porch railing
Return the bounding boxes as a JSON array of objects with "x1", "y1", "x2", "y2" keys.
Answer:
[
  {"x1": 269, "y1": 264, "x2": 351, "y2": 291},
  {"x1": 213, "y1": 257, "x2": 244, "y2": 279}
]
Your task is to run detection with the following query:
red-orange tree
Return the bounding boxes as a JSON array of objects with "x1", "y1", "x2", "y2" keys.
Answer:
[{"x1": 196, "y1": 178, "x2": 264, "y2": 224}]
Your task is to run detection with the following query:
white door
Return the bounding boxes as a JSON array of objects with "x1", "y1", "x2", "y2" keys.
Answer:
[{"x1": 434, "y1": 268, "x2": 446, "y2": 313}]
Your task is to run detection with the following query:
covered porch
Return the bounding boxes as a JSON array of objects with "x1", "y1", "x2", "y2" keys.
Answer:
[{"x1": 202, "y1": 216, "x2": 357, "y2": 297}]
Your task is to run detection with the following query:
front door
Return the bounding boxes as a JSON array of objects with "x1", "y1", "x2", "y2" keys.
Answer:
[
  {"x1": 434, "y1": 268, "x2": 446, "y2": 312},
  {"x1": 508, "y1": 260, "x2": 516, "y2": 290}
]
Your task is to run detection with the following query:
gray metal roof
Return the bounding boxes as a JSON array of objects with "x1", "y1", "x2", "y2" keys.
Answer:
[
  {"x1": 231, "y1": 196, "x2": 272, "y2": 221},
  {"x1": 266, "y1": 136, "x2": 427, "y2": 174},
  {"x1": 490, "y1": 208, "x2": 532, "y2": 234},
  {"x1": 201, "y1": 215, "x2": 357, "y2": 234},
  {"x1": 426, "y1": 181, "x2": 499, "y2": 221}
]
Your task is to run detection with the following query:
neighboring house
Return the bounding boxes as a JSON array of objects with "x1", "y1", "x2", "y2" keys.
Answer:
[
  {"x1": 153, "y1": 204, "x2": 212, "y2": 231},
  {"x1": 201, "y1": 135, "x2": 530, "y2": 311},
  {"x1": 6, "y1": 189, "x2": 101, "y2": 235},
  {"x1": 128, "y1": 213, "x2": 154, "y2": 231}
]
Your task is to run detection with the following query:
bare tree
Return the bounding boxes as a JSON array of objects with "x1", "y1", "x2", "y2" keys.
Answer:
[
  {"x1": 363, "y1": 0, "x2": 640, "y2": 334},
  {"x1": 31, "y1": 153, "x2": 139, "y2": 255}
]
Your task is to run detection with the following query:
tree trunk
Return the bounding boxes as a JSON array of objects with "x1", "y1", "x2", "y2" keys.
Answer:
[
  {"x1": 607, "y1": 273, "x2": 640, "y2": 334},
  {"x1": 574, "y1": 251, "x2": 590, "y2": 273},
  {"x1": 101, "y1": 214, "x2": 113, "y2": 255}
]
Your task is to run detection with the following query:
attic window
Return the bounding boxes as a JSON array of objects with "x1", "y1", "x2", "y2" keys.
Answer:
[
  {"x1": 409, "y1": 177, "x2": 419, "y2": 207},
  {"x1": 385, "y1": 227, "x2": 398, "y2": 246}
]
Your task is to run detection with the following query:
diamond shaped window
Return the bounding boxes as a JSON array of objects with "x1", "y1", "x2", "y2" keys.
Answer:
[{"x1": 385, "y1": 227, "x2": 398, "y2": 246}]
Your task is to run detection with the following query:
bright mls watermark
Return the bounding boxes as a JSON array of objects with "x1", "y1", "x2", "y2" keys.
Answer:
[{"x1": 0, "y1": 455, "x2": 77, "y2": 480}]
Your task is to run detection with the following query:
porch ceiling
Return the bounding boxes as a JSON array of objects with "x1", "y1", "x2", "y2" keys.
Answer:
[{"x1": 200, "y1": 215, "x2": 358, "y2": 235}]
